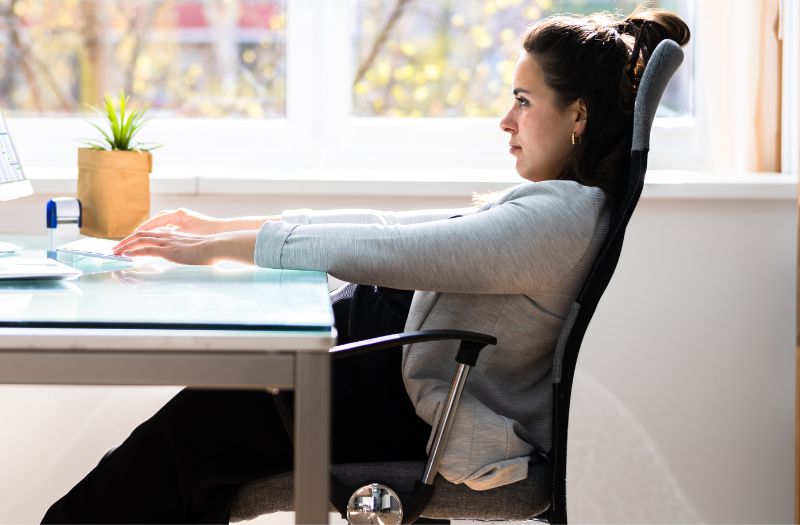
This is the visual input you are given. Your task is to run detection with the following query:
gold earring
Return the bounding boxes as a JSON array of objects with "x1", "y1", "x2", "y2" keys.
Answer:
[{"x1": 571, "y1": 132, "x2": 581, "y2": 145}]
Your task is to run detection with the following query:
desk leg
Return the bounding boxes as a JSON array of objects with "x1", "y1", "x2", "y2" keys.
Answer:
[{"x1": 294, "y1": 352, "x2": 330, "y2": 524}]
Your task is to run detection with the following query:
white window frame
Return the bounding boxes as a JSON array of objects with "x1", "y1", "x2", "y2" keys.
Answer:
[
  {"x1": 782, "y1": 0, "x2": 800, "y2": 176},
  {"x1": 7, "y1": 0, "x2": 715, "y2": 174}
]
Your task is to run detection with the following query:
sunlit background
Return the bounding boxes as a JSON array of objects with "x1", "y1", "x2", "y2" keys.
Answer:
[
  {"x1": 0, "y1": 0, "x2": 691, "y2": 119},
  {"x1": 0, "y1": 0, "x2": 286, "y2": 117},
  {"x1": 353, "y1": 0, "x2": 692, "y2": 118}
]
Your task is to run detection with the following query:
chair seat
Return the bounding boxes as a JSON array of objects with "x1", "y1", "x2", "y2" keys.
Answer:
[{"x1": 230, "y1": 460, "x2": 551, "y2": 522}]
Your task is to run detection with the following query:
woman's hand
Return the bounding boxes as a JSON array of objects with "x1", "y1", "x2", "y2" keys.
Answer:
[
  {"x1": 134, "y1": 209, "x2": 281, "y2": 235},
  {"x1": 112, "y1": 229, "x2": 259, "y2": 266},
  {"x1": 133, "y1": 208, "x2": 227, "y2": 235}
]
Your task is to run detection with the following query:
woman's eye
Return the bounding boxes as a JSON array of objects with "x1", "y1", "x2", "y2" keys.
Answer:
[{"x1": 515, "y1": 96, "x2": 529, "y2": 107}]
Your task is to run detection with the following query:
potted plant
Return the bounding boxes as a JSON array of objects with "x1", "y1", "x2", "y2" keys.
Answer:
[{"x1": 78, "y1": 90, "x2": 158, "y2": 239}]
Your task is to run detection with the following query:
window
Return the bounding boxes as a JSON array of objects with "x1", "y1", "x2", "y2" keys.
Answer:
[
  {"x1": 352, "y1": 0, "x2": 692, "y2": 119},
  {"x1": 322, "y1": 0, "x2": 695, "y2": 172},
  {"x1": 1, "y1": 0, "x2": 699, "y2": 173},
  {"x1": 0, "y1": 0, "x2": 286, "y2": 117}
]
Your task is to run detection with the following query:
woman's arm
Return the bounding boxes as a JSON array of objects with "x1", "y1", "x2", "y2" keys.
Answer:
[
  {"x1": 113, "y1": 229, "x2": 258, "y2": 265},
  {"x1": 133, "y1": 209, "x2": 281, "y2": 235},
  {"x1": 255, "y1": 184, "x2": 605, "y2": 296},
  {"x1": 280, "y1": 207, "x2": 479, "y2": 226},
  {"x1": 114, "y1": 207, "x2": 479, "y2": 263},
  {"x1": 133, "y1": 205, "x2": 479, "y2": 235},
  {"x1": 218, "y1": 215, "x2": 282, "y2": 231}
]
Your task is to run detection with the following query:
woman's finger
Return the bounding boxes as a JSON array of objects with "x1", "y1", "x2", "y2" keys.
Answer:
[
  {"x1": 113, "y1": 235, "x2": 138, "y2": 253},
  {"x1": 133, "y1": 210, "x2": 184, "y2": 232},
  {"x1": 115, "y1": 235, "x2": 169, "y2": 255},
  {"x1": 121, "y1": 245, "x2": 165, "y2": 259},
  {"x1": 117, "y1": 229, "x2": 173, "y2": 247},
  {"x1": 123, "y1": 244, "x2": 195, "y2": 265},
  {"x1": 115, "y1": 230, "x2": 150, "y2": 250}
]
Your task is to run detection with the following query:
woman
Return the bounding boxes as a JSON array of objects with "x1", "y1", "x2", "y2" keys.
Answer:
[{"x1": 44, "y1": 8, "x2": 689, "y2": 523}]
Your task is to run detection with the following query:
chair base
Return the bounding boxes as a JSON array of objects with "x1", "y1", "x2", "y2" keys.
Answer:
[{"x1": 230, "y1": 460, "x2": 551, "y2": 523}]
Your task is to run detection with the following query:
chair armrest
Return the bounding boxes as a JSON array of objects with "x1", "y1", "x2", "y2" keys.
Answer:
[
  {"x1": 280, "y1": 329, "x2": 498, "y2": 523},
  {"x1": 329, "y1": 329, "x2": 497, "y2": 363},
  {"x1": 330, "y1": 329, "x2": 498, "y2": 523}
]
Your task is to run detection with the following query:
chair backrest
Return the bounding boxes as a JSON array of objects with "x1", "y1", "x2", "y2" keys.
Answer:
[{"x1": 546, "y1": 39, "x2": 685, "y2": 524}]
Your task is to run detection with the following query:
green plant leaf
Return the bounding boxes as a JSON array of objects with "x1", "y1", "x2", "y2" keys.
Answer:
[
  {"x1": 87, "y1": 104, "x2": 116, "y2": 148},
  {"x1": 87, "y1": 89, "x2": 154, "y2": 152},
  {"x1": 103, "y1": 95, "x2": 120, "y2": 147},
  {"x1": 130, "y1": 111, "x2": 149, "y2": 149},
  {"x1": 118, "y1": 90, "x2": 127, "y2": 147},
  {"x1": 136, "y1": 142, "x2": 163, "y2": 152},
  {"x1": 89, "y1": 122, "x2": 115, "y2": 149},
  {"x1": 131, "y1": 115, "x2": 147, "y2": 143},
  {"x1": 120, "y1": 108, "x2": 139, "y2": 149},
  {"x1": 81, "y1": 139, "x2": 110, "y2": 150}
]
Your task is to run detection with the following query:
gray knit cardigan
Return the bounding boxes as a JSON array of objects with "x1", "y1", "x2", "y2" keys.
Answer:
[{"x1": 254, "y1": 179, "x2": 610, "y2": 490}]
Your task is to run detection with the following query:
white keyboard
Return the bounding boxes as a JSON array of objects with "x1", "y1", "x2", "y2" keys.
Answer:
[
  {"x1": 0, "y1": 256, "x2": 82, "y2": 280},
  {"x1": 56, "y1": 238, "x2": 132, "y2": 262}
]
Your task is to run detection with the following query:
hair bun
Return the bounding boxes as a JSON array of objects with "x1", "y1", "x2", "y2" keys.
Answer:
[{"x1": 619, "y1": 8, "x2": 690, "y2": 92}]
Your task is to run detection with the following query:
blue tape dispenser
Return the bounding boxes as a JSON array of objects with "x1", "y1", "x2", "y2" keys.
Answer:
[{"x1": 46, "y1": 197, "x2": 82, "y2": 257}]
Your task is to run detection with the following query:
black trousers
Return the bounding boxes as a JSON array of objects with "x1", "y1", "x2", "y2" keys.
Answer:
[{"x1": 42, "y1": 284, "x2": 431, "y2": 524}]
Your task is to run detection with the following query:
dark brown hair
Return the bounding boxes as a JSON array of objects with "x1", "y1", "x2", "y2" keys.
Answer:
[{"x1": 522, "y1": 8, "x2": 690, "y2": 201}]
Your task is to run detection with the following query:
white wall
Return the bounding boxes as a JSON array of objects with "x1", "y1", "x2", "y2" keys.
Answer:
[
  {"x1": 0, "y1": 189, "x2": 794, "y2": 524},
  {"x1": 570, "y1": 197, "x2": 796, "y2": 523}
]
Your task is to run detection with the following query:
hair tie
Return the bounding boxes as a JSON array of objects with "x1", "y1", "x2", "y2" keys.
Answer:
[
  {"x1": 629, "y1": 19, "x2": 653, "y2": 67},
  {"x1": 621, "y1": 18, "x2": 652, "y2": 92}
]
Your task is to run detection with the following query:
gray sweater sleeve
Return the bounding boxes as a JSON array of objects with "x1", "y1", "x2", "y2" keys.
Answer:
[
  {"x1": 255, "y1": 181, "x2": 601, "y2": 295},
  {"x1": 280, "y1": 206, "x2": 479, "y2": 225}
]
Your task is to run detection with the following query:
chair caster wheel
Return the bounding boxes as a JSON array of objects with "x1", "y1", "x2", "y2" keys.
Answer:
[{"x1": 346, "y1": 483, "x2": 403, "y2": 525}]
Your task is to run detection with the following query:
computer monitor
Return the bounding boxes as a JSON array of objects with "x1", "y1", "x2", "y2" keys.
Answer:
[{"x1": 0, "y1": 109, "x2": 32, "y2": 202}]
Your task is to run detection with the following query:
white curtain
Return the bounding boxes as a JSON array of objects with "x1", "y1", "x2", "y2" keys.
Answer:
[
  {"x1": 752, "y1": 0, "x2": 782, "y2": 172},
  {"x1": 699, "y1": 0, "x2": 782, "y2": 173}
]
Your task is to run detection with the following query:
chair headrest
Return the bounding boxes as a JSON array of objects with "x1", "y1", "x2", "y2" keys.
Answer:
[{"x1": 632, "y1": 39, "x2": 685, "y2": 152}]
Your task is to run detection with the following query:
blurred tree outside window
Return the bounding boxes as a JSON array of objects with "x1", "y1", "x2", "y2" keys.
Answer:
[
  {"x1": 0, "y1": 0, "x2": 286, "y2": 118},
  {"x1": 0, "y1": 0, "x2": 692, "y2": 121},
  {"x1": 352, "y1": 0, "x2": 693, "y2": 118}
]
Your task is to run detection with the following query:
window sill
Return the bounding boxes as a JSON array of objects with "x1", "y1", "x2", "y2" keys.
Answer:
[{"x1": 24, "y1": 167, "x2": 798, "y2": 201}]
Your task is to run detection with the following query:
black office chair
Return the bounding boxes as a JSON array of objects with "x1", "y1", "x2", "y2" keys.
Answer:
[{"x1": 230, "y1": 39, "x2": 685, "y2": 525}]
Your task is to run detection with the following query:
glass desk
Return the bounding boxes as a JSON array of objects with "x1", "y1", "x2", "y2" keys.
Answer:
[{"x1": 0, "y1": 249, "x2": 336, "y2": 524}]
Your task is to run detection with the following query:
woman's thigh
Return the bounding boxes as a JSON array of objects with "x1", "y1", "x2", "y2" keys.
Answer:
[{"x1": 327, "y1": 283, "x2": 430, "y2": 462}]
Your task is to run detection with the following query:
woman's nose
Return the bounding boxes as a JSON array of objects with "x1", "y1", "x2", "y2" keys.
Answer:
[{"x1": 499, "y1": 111, "x2": 516, "y2": 134}]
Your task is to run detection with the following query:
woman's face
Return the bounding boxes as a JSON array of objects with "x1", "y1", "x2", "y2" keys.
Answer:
[{"x1": 500, "y1": 53, "x2": 586, "y2": 182}]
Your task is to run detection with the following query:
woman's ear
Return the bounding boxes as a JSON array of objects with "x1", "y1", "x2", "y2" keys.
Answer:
[{"x1": 572, "y1": 98, "x2": 588, "y2": 137}]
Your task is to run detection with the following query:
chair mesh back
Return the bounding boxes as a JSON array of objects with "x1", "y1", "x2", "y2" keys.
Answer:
[{"x1": 547, "y1": 40, "x2": 685, "y2": 524}]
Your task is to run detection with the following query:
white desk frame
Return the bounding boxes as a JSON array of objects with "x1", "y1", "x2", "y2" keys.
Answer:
[{"x1": 0, "y1": 326, "x2": 335, "y2": 524}]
